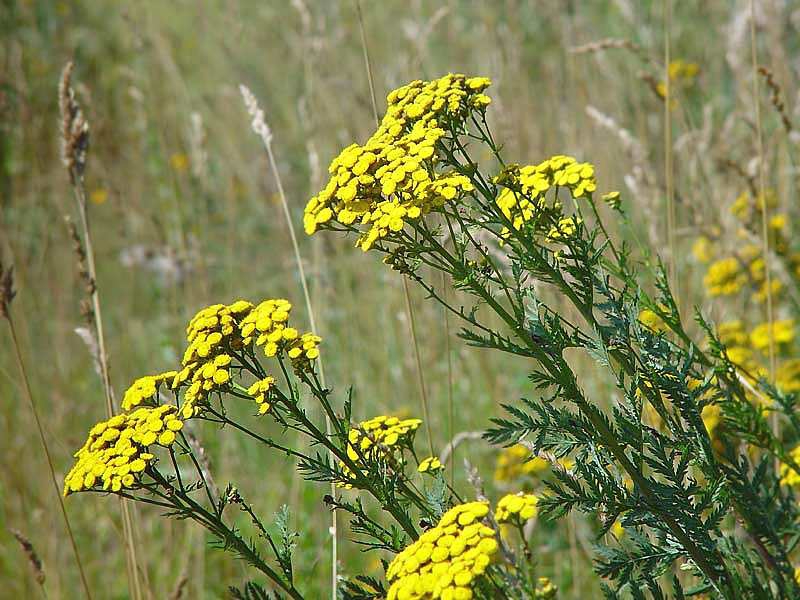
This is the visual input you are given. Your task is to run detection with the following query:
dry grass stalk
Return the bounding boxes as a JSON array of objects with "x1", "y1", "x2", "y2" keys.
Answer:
[
  {"x1": 167, "y1": 571, "x2": 189, "y2": 600},
  {"x1": 1, "y1": 263, "x2": 92, "y2": 598},
  {"x1": 59, "y1": 61, "x2": 146, "y2": 600},
  {"x1": 239, "y1": 82, "x2": 338, "y2": 598},
  {"x1": 748, "y1": 2, "x2": 776, "y2": 382},
  {"x1": 569, "y1": 37, "x2": 653, "y2": 65},
  {"x1": 757, "y1": 66, "x2": 792, "y2": 133},
  {"x1": 10, "y1": 528, "x2": 46, "y2": 589}
]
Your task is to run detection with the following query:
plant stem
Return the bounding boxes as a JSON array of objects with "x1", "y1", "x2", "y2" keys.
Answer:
[{"x1": 4, "y1": 313, "x2": 93, "y2": 599}]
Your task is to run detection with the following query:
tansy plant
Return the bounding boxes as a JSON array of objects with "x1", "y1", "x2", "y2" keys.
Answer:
[{"x1": 66, "y1": 73, "x2": 800, "y2": 599}]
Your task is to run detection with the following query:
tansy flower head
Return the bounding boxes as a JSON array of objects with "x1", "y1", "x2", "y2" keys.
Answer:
[
  {"x1": 238, "y1": 299, "x2": 322, "y2": 374},
  {"x1": 535, "y1": 577, "x2": 558, "y2": 599},
  {"x1": 750, "y1": 319, "x2": 795, "y2": 353},
  {"x1": 638, "y1": 307, "x2": 669, "y2": 334},
  {"x1": 121, "y1": 371, "x2": 178, "y2": 410},
  {"x1": 546, "y1": 216, "x2": 581, "y2": 242},
  {"x1": 338, "y1": 415, "x2": 422, "y2": 488},
  {"x1": 703, "y1": 257, "x2": 747, "y2": 297},
  {"x1": 304, "y1": 74, "x2": 490, "y2": 251},
  {"x1": 716, "y1": 320, "x2": 749, "y2": 348},
  {"x1": 247, "y1": 376, "x2": 276, "y2": 415},
  {"x1": 418, "y1": 456, "x2": 443, "y2": 474},
  {"x1": 386, "y1": 501, "x2": 498, "y2": 600},
  {"x1": 494, "y1": 492, "x2": 538, "y2": 523},
  {"x1": 64, "y1": 405, "x2": 185, "y2": 496},
  {"x1": 777, "y1": 359, "x2": 800, "y2": 394},
  {"x1": 493, "y1": 157, "x2": 594, "y2": 240},
  {"x1": 602, "y1": 190, "x2": 621, "y2": 210},
  {"x1": 780, "y1": 445, "x2": 800, "y2": 488},
  {"x1": 494, "y1": 444, "x2": 548, "y2": 483},
  {"x1": 692, "y1": 236, "x2": 714, "y2": 264}
]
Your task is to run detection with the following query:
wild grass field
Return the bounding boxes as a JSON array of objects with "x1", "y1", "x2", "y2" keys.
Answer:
[{"x1": 2, "y1": 1, "x2": 800, "y2": 598}]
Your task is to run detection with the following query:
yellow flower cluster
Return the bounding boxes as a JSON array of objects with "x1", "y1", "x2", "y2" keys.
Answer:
[
  {"x1": 121, "y1": 371, "x2": 178, "y2": 410},
  {"x1": 656, "y1": 59, "x2": 700, "y2": 104},
  {"x1": 638, "y1": 308, "x2": 669, "y2": 334},
  {"x1": 730, "y1": 189, "x2": 777, "y2": 224},
  {"x1": 338, "y1": 416, "x2": 422, "y2": 487},
  {"x1": 346, "y1": 415, "x2": 422, "y2": 462},
  {"x1": 494, "y1": 156, "x2": 596, "y2": 237},
  {"x1": 386, "y1": 501, "x2": 498, "y2": 600},
  {"x1": 493, "y1": 444, "x2": 548, "y2": 483},
  {"x1": 494, "y1": 492, "x2": 538, "y2": 523},
  {"x1": 750, "y1": 319, "x2": 795, "y2": 352},
  {"x1": 173, "y1": 300, "x2": 255, "y2": 417},
  {"x1": 546, "y1": 216, "x2": 582, "y2": 242},
  {"x1": 304, "y1": 74, "x2": 491, "y2": 251},
  {"x1": 418, "y1": 456, "x2": 443, "y2": 473},
  {"x1": 247, "y1": 376, "x2": 276, "y2": 415},
  {"x1": 703, "y1": 257, "x2": 748, "y2": 297},
  {"x1": 780, "y1": 445, "x2": 800, "y2": 487},
  {"x1": 777, "y1": 360, "x2": 800, "y2": 393},
  {"x1": 64, "y1": 405, "x2": 184, "y2": 495},
  {"x1": 535, "y1": 577, "x2": 558, "y2": 599}
]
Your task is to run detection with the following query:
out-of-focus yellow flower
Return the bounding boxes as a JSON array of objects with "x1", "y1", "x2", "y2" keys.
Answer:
[
  {"x1": 170, "y1": 152, "x2": 189, "y2": 172},
  {"x1": 494, "y1": 492, "x2": 538, "y2": 523},
  {"x1": 494, "y1": 444, "x2": 549, "y2": 483},
  {"x1": 535, "y1": 576, "x2": 558, "y2": 599},
  {"x1": 780, "y1": 445, "x2": 800, "y2": 487},
  {"x1": 639, "y1": 307, "x2": 669, "y2": 334},
  {"x1": 90, "y1": 188, "x2": 109, "y2": 205},
  {"x1": 750, "y1": 319, "x2": 794, "y2": 353},
  {"x1": 692, "y1": 236, "x2": 713, "y2": 263}
]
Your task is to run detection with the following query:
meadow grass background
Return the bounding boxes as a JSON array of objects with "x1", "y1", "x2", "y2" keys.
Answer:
[{"x1": 1, "y1": 0, "x2": 798, "y2": 597}]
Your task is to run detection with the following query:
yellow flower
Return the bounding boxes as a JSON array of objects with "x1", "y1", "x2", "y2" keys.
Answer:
[
  {"x1": 494, "y1": 444, "x2": 548, "y2": 483},
  {"x1": 691, "y1": 236, "x2": 713, "y2": 263},
  {"x1": 546, "y1": 216, "x2": 582, "y2": 242},
  {"x1": 304, "y1": 74, "x2": 488, "y2": 250},
  {"x1": 64, "y1": 405, "x2": 186, "y2": 495},
  {"x1": 386, "y1": 501, "x2": 497, "y2": 600},
  {"x1": 750, "y1": 319, "x2": 794, "y2": 352},
  {"x1": 601, "y1": 190, "x2": 621, "y2": 210},
  {"x1": 717, "y1": 321, "x2": 749, "y2": 348},
  {"x1": 780, "y1": 445, "x2": 800, "y2": 487},
  {"x1": 418, "y1": 456, "x2": 443, "y2": 473},
  {"x1": 247, "y1": 376, "x2": 276, "y2": 414},
  {"x1": 339, "y1": 415, "x2": 422, "y2": 487},
  {"x1": 611, "y1": 520, "x2": 625, "y2": 539},
  {"x1": 638, "y1": 308, "x2": 668, "y2": 334},
  {"x1": 121, "y1": 371, "x2": 178, "y2": 410},
  {"x1": 777, "y1": 360, "x2": 800, "y2": 393},
  {"x1": 703, "y1": 257, "x2": 747, "y2": 297},
  {"x1": 90, "y1": 188, "x2": 109, "y2": 205},
  {"x1": 535, "y1": 577, "x2": 558, "y2": 599},
  {"x1": 494, "y1": 492, "x2": 538, "y2": 523},
  {"x1": 169, "y1": 152, "x2": 189, "y2": 172}
]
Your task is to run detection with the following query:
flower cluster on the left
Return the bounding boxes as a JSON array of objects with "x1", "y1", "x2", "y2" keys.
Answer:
[{"x1": 64, "y1": 297, "x2": 321, "y2": 496}]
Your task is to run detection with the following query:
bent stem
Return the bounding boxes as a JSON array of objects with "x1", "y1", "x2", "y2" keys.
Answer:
[{"x1": 147, "y1": 470, "x2": 305, "y2": 600}]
